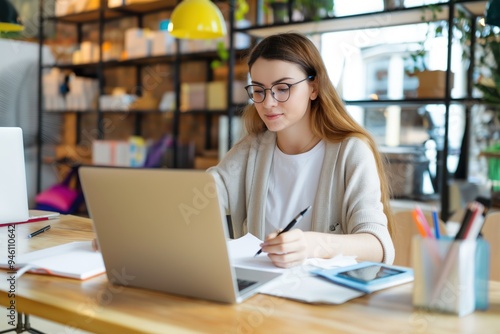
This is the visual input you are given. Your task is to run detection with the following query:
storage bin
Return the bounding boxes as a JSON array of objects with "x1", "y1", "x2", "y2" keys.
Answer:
[{"x1": 380, "y1": 146, "x2": 431, "y2": 198}]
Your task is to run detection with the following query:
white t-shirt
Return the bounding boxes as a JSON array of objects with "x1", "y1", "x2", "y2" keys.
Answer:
[{"x1": 265, "y1": 140, "x2": 325, "y2": 236}]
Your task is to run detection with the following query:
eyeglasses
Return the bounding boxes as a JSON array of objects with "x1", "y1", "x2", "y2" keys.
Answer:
[{"x1": 244, "y1": 76, "x2": 314, "y2": 103}]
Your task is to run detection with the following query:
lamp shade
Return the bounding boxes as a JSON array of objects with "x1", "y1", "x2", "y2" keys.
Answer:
[
  {"x1": 168, "y1": 0, "x2": 226, "y2": 39},
  {"x1": 486, "y1": 0, "x2": 500, "y2": 27},
  {"x1": 0, "y1": 0, "x2": 23, "y2": 32}
]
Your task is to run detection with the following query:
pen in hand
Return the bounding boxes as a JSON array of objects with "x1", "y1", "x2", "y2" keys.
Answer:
[
  {"x1": 27, "y1": 225, "x2": 51, "y2": 239},
  {"x1": 254, "y1": 205, "x2": 312, "y2": 257}
]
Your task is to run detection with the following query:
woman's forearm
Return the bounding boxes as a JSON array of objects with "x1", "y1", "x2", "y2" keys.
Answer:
[{"x1": 305, "y1": 232, "x2": 384, "y2": 263}]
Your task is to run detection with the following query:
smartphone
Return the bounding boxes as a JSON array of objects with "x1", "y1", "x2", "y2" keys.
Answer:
[{"x1": 336, "y1": 265, "x2": 406, "y2": 285}]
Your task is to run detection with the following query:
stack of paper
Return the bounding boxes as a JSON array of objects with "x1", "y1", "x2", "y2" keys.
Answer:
[{"x1": 228, "y1": 233, "x2": 364, "y2": 304}]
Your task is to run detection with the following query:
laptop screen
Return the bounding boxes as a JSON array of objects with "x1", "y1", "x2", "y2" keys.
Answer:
[{"x1": 0, "y1": 127, "x2": 29, "y2": 224}]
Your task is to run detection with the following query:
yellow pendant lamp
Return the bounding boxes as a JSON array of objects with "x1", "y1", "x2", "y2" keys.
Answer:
[
  {"x1": 168, "y1": 0, "x2": 226, "y2": 39},
  {"x1": 0, "y1": 0, "x2": 23, "y2": 32}
]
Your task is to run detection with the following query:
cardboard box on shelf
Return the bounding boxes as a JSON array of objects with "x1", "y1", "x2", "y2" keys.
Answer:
[
  {"x1": 180, "y1": 83, "x2": 206, "y2": 111},
  {"x1": 207, "y1": 81, "x2": 248, "y2": 110},
  {"x1": 415, "y1": 70, "x2": 454, "y2": 98}
]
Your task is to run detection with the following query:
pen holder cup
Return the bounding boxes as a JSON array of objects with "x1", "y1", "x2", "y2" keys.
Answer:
[{"x1": 411, "y1": 236, "x2": 490, "y2": 317}]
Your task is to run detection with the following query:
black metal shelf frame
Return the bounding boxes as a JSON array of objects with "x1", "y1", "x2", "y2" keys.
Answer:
[
  {"x1": 36, "y1": 0, "x2": 234, "y2": 193},
  {"x1": 227, "y1": 0, "x2": 489, "y2": 220}
]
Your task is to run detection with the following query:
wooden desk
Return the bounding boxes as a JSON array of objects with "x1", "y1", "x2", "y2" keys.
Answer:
[{"x1": 1, "y1": 216, "x2": 499, "y2": 333}]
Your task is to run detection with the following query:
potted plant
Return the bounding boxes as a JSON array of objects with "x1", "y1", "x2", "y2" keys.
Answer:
[
  {"x1": 211, "y1": 0, "x2": 249, "y2": 75},
  {"x1": 264, "y1": 0, "x2": 289, "y2": 24},
  {"x1": 455, "y1": 7, "x2": 500, "y2": 122},
  {"x1": 294, "y1": 0, "x2": 334, "y2": 21},
  {"x1": 465, "y1": 20, "x2": 500, "y2": 106},
  {"x1": 470, "y1": 24, "x2": 500, "y2": 180},
  {"x1": 404, "y1": 5, "x2": 450, "y2": 98}
]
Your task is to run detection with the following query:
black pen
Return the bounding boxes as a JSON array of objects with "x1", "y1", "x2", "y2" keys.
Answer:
[
  {"x1": 254, "y1": 205, "x2": 312, "y2": 257},
  {"x1": 27, "y1": 225, "x2": 51, "y2": 239}
]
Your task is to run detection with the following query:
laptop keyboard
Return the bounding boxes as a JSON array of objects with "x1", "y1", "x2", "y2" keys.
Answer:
[{"x1": 237, "y1": 278, "x2": 257, "y2": 292}]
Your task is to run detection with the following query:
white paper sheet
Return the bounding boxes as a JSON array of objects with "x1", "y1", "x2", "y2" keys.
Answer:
[{"x1": 228, "y1": 233, "x2": 363, "y2": 304}]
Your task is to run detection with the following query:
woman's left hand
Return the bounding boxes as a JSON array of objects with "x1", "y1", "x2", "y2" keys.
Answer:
[{"x1": 260, "y1": 229, "x2": 308, "y2": 268}]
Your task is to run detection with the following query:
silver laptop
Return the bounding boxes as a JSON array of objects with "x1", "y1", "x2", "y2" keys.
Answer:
[
  {"x1": 0, "y1": 127, "x2": 30, "y2": 224},
  {"x1": 79, "y1": 166, "x2": 281, "y2": 303}
]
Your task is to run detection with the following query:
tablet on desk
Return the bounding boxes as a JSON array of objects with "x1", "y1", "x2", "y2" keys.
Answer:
[{"x1": 312, "y1": 262, "x2": 413, "y2": 294}]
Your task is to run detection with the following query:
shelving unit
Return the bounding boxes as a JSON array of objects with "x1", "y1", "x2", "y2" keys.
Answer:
[
  {"x1": 36, "y1": 0, "x2": 245, "y2": 193},
  {"x1": 34, "y1": 0, "x2": 491, "y2": 219},
  {"x1": 229, "y1": 0, "x2": 489, "y2": 220}
]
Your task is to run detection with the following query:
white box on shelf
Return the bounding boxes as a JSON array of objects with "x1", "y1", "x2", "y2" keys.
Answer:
[
  {"x1": 44, "y1": 95, "x2": 66, "y2": 111},
  {"x1": 55, "y1": 0, "x2": 72, "y2": 16},
  {"x1": 126, "y1": 0, "x2": 157, "y2": 4},
  {"x1": 107, "y1": 0, "x2": 124, "y2": 7},
  {"x1": 65, "y1": 76, "x2": 98, "y2": 110},
  {"x1": 128, "y1": 37, "x2": 151, "y2": 58},
  {"x1": 152, "y1": 30, "x2": 176, "y2": 56},
  {"x1": 43, "y1": 68, "x2": 66, "y2": 110},
  {"x1": 179, "y1": 39, "x2": 216, "y2": 53},
  {"x1": 92, "y1": 140, "x2": 130, "y2": 167},
  {"x1": 80, "y1": 41, "x2": 99, "y2": 63},
  {"x1": 158, "y1": 91, "x2": 176, "y2": 112},
  {"x1": 99, "y1": 94, "x2": 137, "y2": 111},
  {"x1": 125, "y1": 28, "x2": 152, "y2": 59}
]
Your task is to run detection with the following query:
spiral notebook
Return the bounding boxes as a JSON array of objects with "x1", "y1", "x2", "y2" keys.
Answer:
[{"x1": 0, "y1": 241, "x2": 105, "y2": 280}]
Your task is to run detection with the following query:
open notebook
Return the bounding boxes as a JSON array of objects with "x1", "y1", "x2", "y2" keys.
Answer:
[{"x1": 0, "y1": 241, "x2": 105, "y2": 280}]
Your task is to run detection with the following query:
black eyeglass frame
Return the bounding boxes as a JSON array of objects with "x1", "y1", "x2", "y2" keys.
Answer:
[{"x1": 244, "y1": 75, "x2": 315, "y2": 103}]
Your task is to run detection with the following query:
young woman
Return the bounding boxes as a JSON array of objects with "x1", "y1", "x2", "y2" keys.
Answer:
[{"x1": 208, "y1": 32, "x2": 394, "y2": 268}]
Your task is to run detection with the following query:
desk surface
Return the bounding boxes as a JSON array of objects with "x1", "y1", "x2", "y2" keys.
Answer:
[{"x1": 0, "y1": 216, "x2": 499, "y2": 334}]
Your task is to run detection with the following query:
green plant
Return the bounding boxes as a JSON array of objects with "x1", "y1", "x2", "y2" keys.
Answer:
[
  {"x1": 0, "y1": 31, "x2": 22, "y2": 39},
  {"x1": 475, "y1": 37, "x2": 500, "y2": 129},
  {"x1": 264, "y1": 0, "x2": 288, "y2": 9},
  {"x1": 404, "y1": 4, "x2": 444, "y2": 75},
  {"x1": 210, "y1": 0, "x2": 248, "y2": 70},
  {"x1": 235, "y1": 0, "x2": 249, "y2": 21},
  {"x1": 294, "y1": 0, "x2": 334, "y2": 21},
  {"x1": 210, "y1": 40, "x2": 229, "y2": 70},
  {"x1": 475, "y1": 38, "x2": 500, "y2": 105},
  {"x1": 455, "y1": 7, "x2": 500, "y2": 119}
]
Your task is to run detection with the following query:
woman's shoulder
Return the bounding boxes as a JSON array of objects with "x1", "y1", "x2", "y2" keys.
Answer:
[{"x1": 327, "y1": 135, "x2": 372, "y2": 153}]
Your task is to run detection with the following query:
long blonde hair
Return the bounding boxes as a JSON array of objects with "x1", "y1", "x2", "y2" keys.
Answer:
[{"x1": 242, "y1": 32, "x2": 394, "y2": 236}]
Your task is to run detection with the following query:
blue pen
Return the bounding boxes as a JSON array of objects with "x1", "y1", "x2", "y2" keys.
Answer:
[{"x1": 432, "y1": 209, "x2": 440, "y2": 239}]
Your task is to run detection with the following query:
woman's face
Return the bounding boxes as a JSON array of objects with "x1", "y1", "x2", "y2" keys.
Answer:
[{"x1": 249, "y1": 58, "x2": 317, "y2": 134}]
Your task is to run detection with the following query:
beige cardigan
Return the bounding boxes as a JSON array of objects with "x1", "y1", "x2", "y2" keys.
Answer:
[{"x1": 207, "y1": 131, "x2": 395, "y2": 264}]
